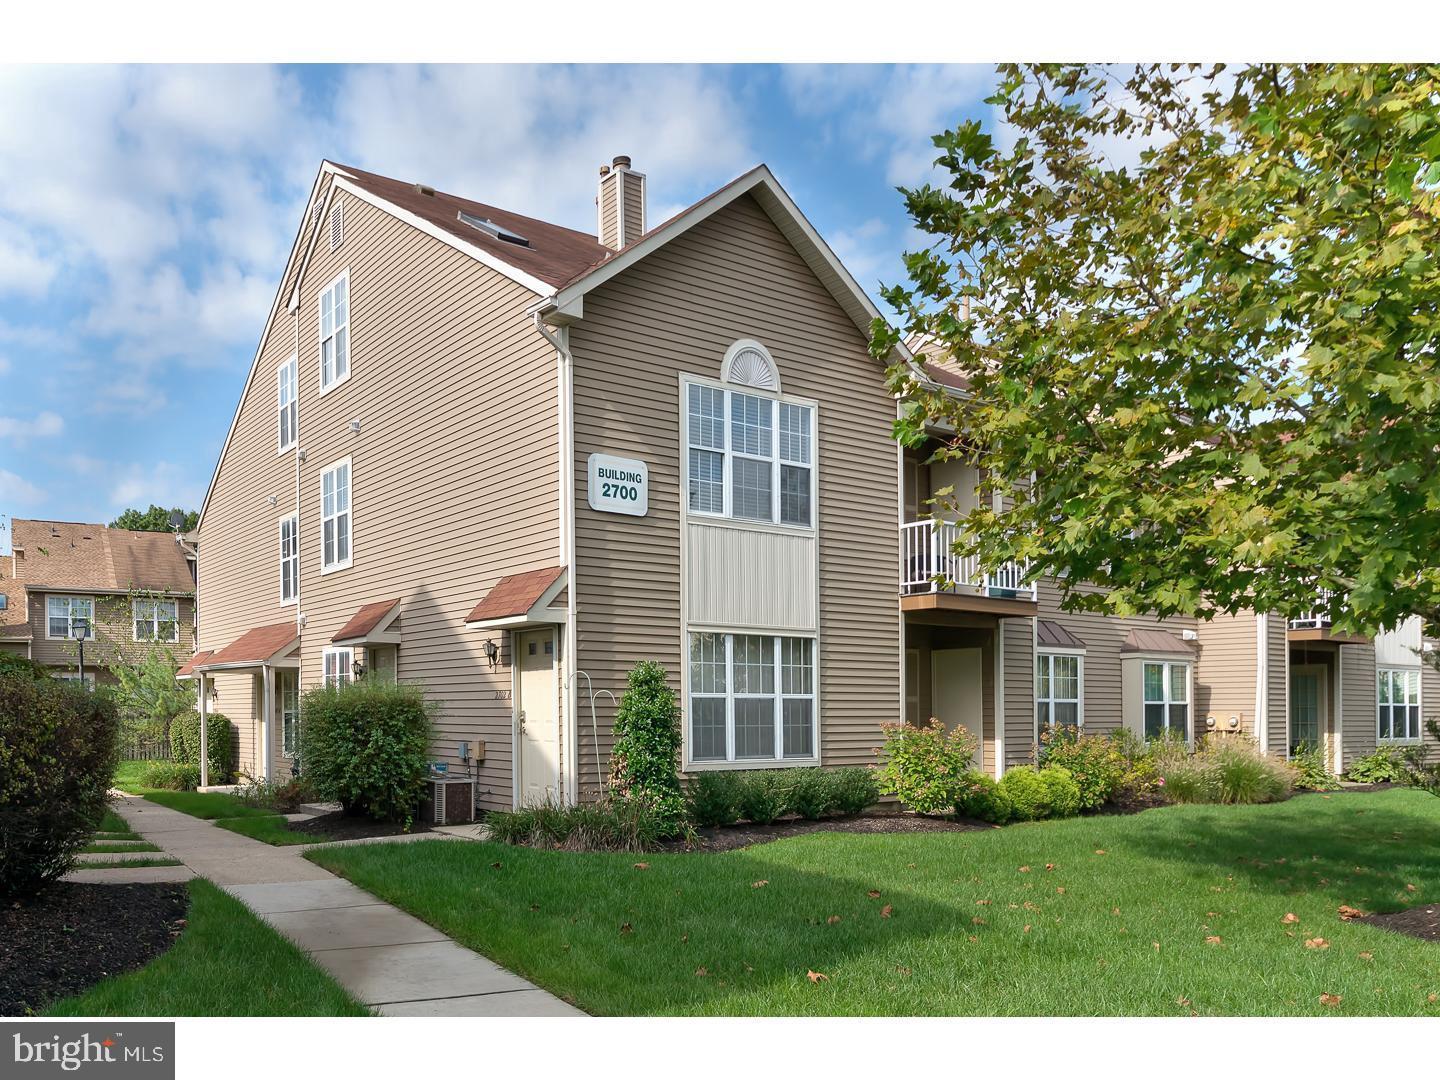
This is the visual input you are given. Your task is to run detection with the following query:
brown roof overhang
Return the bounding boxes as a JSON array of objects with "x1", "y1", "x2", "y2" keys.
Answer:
[
  {"x1": 332, "y1": 598, "x2": 402, "y2": 645},
  {"x1": 1036, "y1": 619, "x2": 1087, "y2": 650},
  {"x1": 176, "y1": 650, "x2": 213, "y2": 679},
  {"x1": 465, "y1": 566, "x2": 566, "y2": 628},
  {"x1": 198, "y1": 622, "x2": 298, "y2": 670},
  {"x1": 1119, "y1": 628, "x2": 1195, "y2": 656}
]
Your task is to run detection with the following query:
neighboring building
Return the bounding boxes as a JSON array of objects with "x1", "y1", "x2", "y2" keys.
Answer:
[{"x1": 5, "y1": 519, "x2": 197, "y2": 685}]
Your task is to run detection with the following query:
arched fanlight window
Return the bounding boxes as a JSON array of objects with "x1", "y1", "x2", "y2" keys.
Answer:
[{"x1": 721, "y1": 339, "x2": 780, "y2": 392}]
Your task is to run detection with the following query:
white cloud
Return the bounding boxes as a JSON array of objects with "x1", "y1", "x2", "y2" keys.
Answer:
[
  {"x1": 0, "y1": 410, "x2": 63, "y2": 441},
  {"x1": 828, "y1": 217, "x2": 891, "y2": 290},
  {"x1": 108, "y1": 459, "x2": 205, "y2": 511},
  {"x1": 0, "y1": 467, "x2": 43, "y2": 505},
  {"x1": 0, "y1": 356, "x2": 11, "y2": 376},
  {"x1": 0, "y1": 220, "x2": 58, "y2": 297}
]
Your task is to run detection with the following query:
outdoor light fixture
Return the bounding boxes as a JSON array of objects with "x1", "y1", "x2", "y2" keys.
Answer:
[
  {"x1": 70, "y1": 617, "x2": 90, "y2": 685},
  {"x1": 483, "y1": 639, "x2": 499, "y2": 668},
  {"x1": 351, "y1": 658, "x2": 367, "y2": 679}
]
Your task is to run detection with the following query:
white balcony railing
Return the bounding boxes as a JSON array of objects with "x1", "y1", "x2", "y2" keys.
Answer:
[
  {"x1": 1289, "y1": 588, "x2": 1338, "y2": 630},
  {"x1": 900, "y1": 518, "x2": 1035, "y2": 599}
]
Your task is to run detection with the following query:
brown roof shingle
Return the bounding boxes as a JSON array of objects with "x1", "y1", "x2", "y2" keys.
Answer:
[
  {"x1": 332, "y1": 598, "x2": 400, "y2": 644},
  {"x1": 465, "y1": 567, "x2": 565, "y2": 624},
  {"x1": 201, "y1": 622, "x2": 297, "y2": 668},
  {"x1": 176, "y1": 650, "x2": 213, "y2": 677},
  {"x1": 11, "y1": 519, "x2": 194, "y2": 594}
]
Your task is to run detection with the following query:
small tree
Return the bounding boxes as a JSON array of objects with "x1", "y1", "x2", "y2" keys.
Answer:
[
  {"x1": 609, "y1": 661, "x2": 685, "y2": 827},
  {"x1": 109, "y1": 647, "x2": 192, "y2": 741}
]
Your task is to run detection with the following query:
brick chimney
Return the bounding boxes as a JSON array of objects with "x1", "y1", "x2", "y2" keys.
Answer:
[{"x1": 597, "y1": 155, "x2": 646, "y2": 251}]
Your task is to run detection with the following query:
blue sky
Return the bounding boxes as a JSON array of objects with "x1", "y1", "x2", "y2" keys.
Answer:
[{"x1": 0, "y1": 63, "x2": 999, "y2": 552}]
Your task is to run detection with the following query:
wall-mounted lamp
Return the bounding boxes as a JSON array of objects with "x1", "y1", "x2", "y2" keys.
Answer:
[
  {"x1": 350, "y1": 418, "x2": 362, "y2": 433},
  {"x1": 266, "y1": 494, "x2": 278, "y2": 507},
  {"x1": 483, "y1": 639, "x2": 499, "y2": 669},
  {"x1": 351, "y1": 658, "x2": 367, "y2": 679}
]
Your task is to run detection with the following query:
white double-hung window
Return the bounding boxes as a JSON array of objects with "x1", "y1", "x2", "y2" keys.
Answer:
[
  {"x1": 688, "y1": 632, "x2": 817, "y2": 764},
  {"x1": 279, "y1": 670, "x2": 300, "y2": 754},
  {"x1": 319, "y1": 271, "x2": 350, "y2": 392},
  {"x1": 1143, "y1": 661, "x2": 1190, "y2": 739},
  {"x1": 277, "y1": 355, "x2": 297, "y2": 451},
  {"x1": 685, "y1": 382, "x2": 814, "y2": 528},
  {"x1": 320, "y1": 459, "x2": 352, "y2": 573},
  {"x1": 46, "y1": 596, "x2": 94, "y2": 639},
  {"x1": 279, "y1": 513, "x2": 299, "y2": 603},
  {"x1": 1037, "y1": 653, "x2": 1082, "y2": 729},
  {"x1": 1378, "y1": 668, "x2": 1421, "y2": 742},
  {"x1": 132, "y1": 599, "x2": 179, "y2": 642},
  {"x1": 322, "y1": 646, "x2": 353, "y2": 688}
]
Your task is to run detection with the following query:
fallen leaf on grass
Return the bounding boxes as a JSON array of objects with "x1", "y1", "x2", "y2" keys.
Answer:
[
  {"x1": 1359, "y1": 952, "x2": 1373, "y2": 961},
  {"x1": 1205, "y1": 936, "x2": 1223, "y2": 945},
  {"x1": 1023, "y1": 924, "x2": 1032, "y2": 933},
  {"x1": 1177, "y1": 996, "x2": 1192, "y2": 1007},
  {"x1": 976, "y1": 899, "x2": 992, "y2": 906},
  {"x1": 1045, "y1": 863, "x2": 1057, "y2": 871},
  {"x1": 752, "y1": 880, "x2": 768, "y2": 889},
  {"x1": 827, "y1": 915, "x2": 842, "y2": 925},
  {"x1": 896, "y1": 966, "x2": 912, "y2": 976},
  {"x1": 1305, "y1": 938, "x2": 1330, "y2": 949},
  {"x1": 633, "y1": 862, "x2": 650, "y2": 870},
  {"x1": 1152, "y1": 942, "x2": 1161, "y2": 951},
  {"x1": 1018, "y1": 866, "x2": 1031, "y2": 873},
  {"x1": 1056, "y1": 887, "x2": 1066, "y2": 894},
  {"x1": 695, "y1": 966, "x2": 709, "y2": 977},
  {"x1": 867, "y1": 890, "x2": 881, "y2": 899},
  {"x1": 1407, "y1": 884, "x2": 1418, "y2": 892},
  {"x1": 1319, "y1": 993, "x2": 1342, "y2": 1007},
  {"x1": 490, "y1": 861, "x2": 502, "y2": 870},
  {"x1": 1337, "y1": 905, "x2": 1365, "y2": 920},
  {"x1": 619, "y1": 923, "x2": 633, "y2": 935},
  {"x1": 972, "y1": 916, "x2": 987, "y2": 925},
  {"x1": 1282, "y1": 913, "x2": 1300, "y2": 924},
  {"x1": 881, "y1": 905, "x2": 894, "y2": 919},
  {"x1": 1094, "y1": 849, "x2": 1107, "y2": 856},
  {"x1": 807, "y1": 970, "x2": 829, "y2": 984}
]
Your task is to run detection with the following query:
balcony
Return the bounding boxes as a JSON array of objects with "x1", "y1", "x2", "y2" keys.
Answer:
[
  {"x1": 1287, "y1": 589, "x2": 1367, "y2": 643},
  {"x1": 900, "y1": 519, "x2": 1038, "y2": 618}
]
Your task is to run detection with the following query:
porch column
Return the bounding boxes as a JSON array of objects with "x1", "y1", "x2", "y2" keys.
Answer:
[
  {"x1": 261, "y1": 664, "x2": 275, "y2": 783},
  {"x1": 198, "y1": 672, "x2": 210, "y2": 788}
]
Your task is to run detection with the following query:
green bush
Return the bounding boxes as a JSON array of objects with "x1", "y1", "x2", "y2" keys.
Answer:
[
  {"x1": 609, "y1": 661, "x2": 686, "y2": 829},
  {"x1": 232, "y1": 775, "x2": 314, "y2": 813},
  {"x1": 1290, "y1": 742, "x2": 1339, "y2": 791},
  {"x1": 298, "y1": 679, "x2": 435, "y2": 826},
  {"x1": 785, "y1": 768, "x2": 837, "y2": 820},
  {"x1": 874, "y1": 719, "x2": 978, "y2": 815},
  {"x1": 736, "y1": 771, "x2": 789, "y2": 824},
  {"x1": 168, "y1": 710, "x2": 233, "y2": 784},
  {"x1": 998, "y1": 765, "x2": 1081, "y2": 821},
  {"x1": 686, "y1": 771, "x2": 743, "y2": 828},
  {"x1": 1345, "y1": 745, "x2": 1408, "y2": 784},
  {"x1": 1206, "y1": 741, "x2": 1294, "y2": 803},
  {"x1": 1036, "y1": 727, "x2": 1128, "y2": 809},
  {"x1": 486, "y1": 797, "x2": 675, "y2": 852},
  {"x1": 831, "y1": 767, "x2": 880, "y2": 816},
  {"x1": 0, "y1": 668, "x2": 120, "y2": 898},
  {"x1": 139, "y1": 761, "x2": 201, "y2": 790},
  {"x1": 957, "y1": 772, "x2": 1013, "y2": 823}
]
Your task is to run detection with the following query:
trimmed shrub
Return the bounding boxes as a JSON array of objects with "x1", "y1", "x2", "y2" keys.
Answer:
[
  {"x1": 785, "y1": 768, "x2": 837, "y2": 821},
  {"x1": 486, "y1": 797, "x2": 674, "y2": 853},
  {"x1": 1, "y1": 667, "x2": 120, "y2": 898},
  {"x1": 1206, "y1": 741, "x2": 1294, "y2": 803},
  {"x1": 1290, "y1": 742, "x2": 1339, "y2": 791},
  {"x1": 686, "y1": 771, "x2": 743, "y2": 828},
  {"x1": 169, "y1": 710, "x2": 232, "y2": 783},
  {"x1": 299, "y1": 679, "x2": 435, "y2": 826},
  {"x1": 831, "y1": 767, "x2": 880, "y2": 816},
  {"x1": 1036, "y1": 727, "x2": 1127, "y2": 809},
  {"x1": 1346, "y1": 745, "x2": 1408, "y2": 784},
  {"x1": 998, "y1": 765, "x2": 1081, "y2": 821},
  {"x1": 736, "y1": 771, "x2": 789, "y2": 824},
  {"x1": 609, "y1": 661, "x2": 686, "y2": 829},
  {"x1": 139, "y1": 761, "x2": 201, "y2": 790},
  {"x1": 957, "y1": 772, "x2": 1013, "y2": 824},
  {"x1": 874, "y1": 719, "x2": 978, "y2": 815}
]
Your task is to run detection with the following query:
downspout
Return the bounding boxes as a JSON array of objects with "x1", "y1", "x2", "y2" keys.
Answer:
[
  {"x1": 533, "y1": 309, "x2": 579, "y2": 805},
  {"x1": 1255, "y1": 614, "x2": 1269, "y2": 756}
]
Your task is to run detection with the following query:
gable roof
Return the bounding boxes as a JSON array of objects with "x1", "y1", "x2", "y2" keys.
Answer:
[
  {"x1": 465, "y1": 566, "x2": 566, "y2": 626},
  {"x1": 0, "y1": 555, "x2": 29, "y2": 639},
  {"x1": 10, "y1": 519, "x2": 194, "y2": 594},
  {"x1": 332, "y1": 598, "x2": 401, "y2": 645}
]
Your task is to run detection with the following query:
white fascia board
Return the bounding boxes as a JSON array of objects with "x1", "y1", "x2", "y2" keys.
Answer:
[{"x1": 332, "y1": 177, "x2": 555, "y2": 298}]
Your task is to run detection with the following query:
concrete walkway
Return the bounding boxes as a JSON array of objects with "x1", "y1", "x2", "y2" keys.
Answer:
[{"x1": 108, "y1": 795, "x2": 585, "y2": 1017}]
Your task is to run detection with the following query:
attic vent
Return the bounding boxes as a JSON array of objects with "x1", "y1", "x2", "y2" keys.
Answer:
[
  {"x1": 414, "y1": 183, "x2": 436, "y2": 197},
  {"x1": 311, "y1": 201, "x2": 324, "y2": 225},
  {"x1": 457, "y1": 211, "x2": 530, "y2": 247},
  {"x1": 329, "y1": 202, "x2": 344, "y2": 252},
  {"x1": 722, "y1": 340, "x2": 781, "y2": 392}
]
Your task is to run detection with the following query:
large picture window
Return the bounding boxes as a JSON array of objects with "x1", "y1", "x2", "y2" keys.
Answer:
[
  {"x1": 279, "y1": 513, "x2": 299, "y2": 603},
  {"x1": 46, "y1": 595, "x2": 94, "y2": 640},
  {"x1": 1037, "y1": 653, "x2": 1082, "y2": 729},
  {"x1": 320, "y1": 459, "x2": 352, "y2": 573},
  {"x1": 684, "y1": 381, "x2": 813, "y2": 528},
  {"x1": 688, "y1": 632, "x2": 817, "y2": 764},
  {"x1": 132, "y1": 598, "x2": 179, "y2": 643},
  {"x1": 319, "y1": 271, "x2": 350, "y2": 392},
  {"x1": 1143, "y1": 661, "x2": 1190, "y2": 739},
  {"x1": 1378, "y1": 668, "x2": 1421, "y2": 742}
]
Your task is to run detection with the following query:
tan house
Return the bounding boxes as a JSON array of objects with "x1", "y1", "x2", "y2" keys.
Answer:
[{"x1": 2, "y1": 519, "x2": 197, "y2": 685}]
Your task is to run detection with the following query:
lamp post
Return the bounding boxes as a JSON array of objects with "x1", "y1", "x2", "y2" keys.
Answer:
[{"x1": 70, "y1": 616, "x2": 90, "y2": 686}]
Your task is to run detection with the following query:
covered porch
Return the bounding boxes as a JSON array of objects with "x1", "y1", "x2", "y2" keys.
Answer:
[
  {"x1": 188, "y1": 621, "x2": 300, "y2": 786},
  {"x1": 903, "y1": 609, "x2": 1003, "y2": 777}
]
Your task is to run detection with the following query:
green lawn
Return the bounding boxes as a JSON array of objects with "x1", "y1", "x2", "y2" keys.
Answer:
[
  {"x1": 112, "y1": 760, "x2": 164, "y2": 794},
  {"x1": 216, "y1": 815, "x2": 330, "y2": 846},
  {"x1": 97, "y1": 809, "x2": 142, "y2": 839},
  {"x1": 310, "y1": 790, "x2": 1440, "y2": 1016},
  {"x1": 75, "y1": 857, "x2": 184, "y2": 869},
  {"x1": 45, "y1": 879, "x2": 369, "y2": 1016},
  {"x1": 137, "y1": 790, "x2": 275, "y2": 820},
  {"x1": 81, "y1": 841, "x2": 163, "y2": 854}
]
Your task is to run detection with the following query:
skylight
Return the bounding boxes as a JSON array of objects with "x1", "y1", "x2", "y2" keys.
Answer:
[{"x1": 457, "y1": 211, "x2": 530, "y2": 247}]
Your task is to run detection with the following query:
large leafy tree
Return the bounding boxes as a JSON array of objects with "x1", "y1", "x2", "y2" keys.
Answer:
[
  {"x1": 874, "y1": 64, "x2": 1440, "y2": 634},
  {"x1": 110, "y1": 505, "x2": 198, "y2": 532}
]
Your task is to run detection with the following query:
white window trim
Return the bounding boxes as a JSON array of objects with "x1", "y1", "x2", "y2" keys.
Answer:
[
  {"x1": 319, "y1": 456, "x2": 353, "y2": 575},
  {"x1": 279, "y1": 512, "x2": 299, "y2": 606},
  {"x1": 1036, "y1": 650, "x2": 1085, "y2": 731},
  {"x1": 681, "y1": 373, "x2": 818, "y2": 534},
  {"x1": 318, "y1": 268, "x2": 351, "y2": 396},
  {"x1": 1377, "y1": 666, "x2": 1423, "y2": 744},
  {"x1": 276, "y1": 355, "x2": 298, "y2": 454},
  {"x1": 279, "y1": 669, "x2": 300, "y2": 756},
  {"x1": 322, "y1": 646, "x2": 354, "y2": 688},
  {"x1": 131, "y1": 598, "x2": 180, "y2": 644},
  {"x1": 1141, "y1": 658, "x2": 1192, "y2": 740},
  {"x1": 683, "y1": 629, "x2": 820, "y2": 771},
  {"x1": 45, "y1": 595, "x2": 95, "y2": 640}
]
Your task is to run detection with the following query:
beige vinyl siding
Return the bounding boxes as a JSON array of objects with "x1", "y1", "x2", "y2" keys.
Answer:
[
  {"x1": 27, "y1": 592, "x2": 195, "y2": 676},
  {"x1": 1193, "y1": 611, "x2": 1259, "y2": 740},
  {"x1": 622, "y1": 174, "x2": 644, "y2": 244},
  {"x1": 1339, "y1": 640, "x2": 1377, "y2": 768},
  {"x1": 599, "y1": 172, "x2": 620, "y2": 249},
  {"x1": 1031, "y1": 581, "x2": 1199, "y2": 744},
  {"x1": 568, "y1": 193, "x2": 900, "y2": 790},
  {"x1": 1421, "y1": 661, "x2": 1440, "y2": 764},
  {"x1": 1001, "y1": 617, "x2": 1034, "y2": 768},
  {"x1": 199, "y1": 184, "x2": 560, "y2": 807}
]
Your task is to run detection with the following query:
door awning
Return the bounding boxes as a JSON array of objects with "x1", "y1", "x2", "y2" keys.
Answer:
[
  {"x1": 196, "y1": 621, "x2": 299, "y2": 672},
  {"x1": 464, "y1": 566, "x2": 567, "y2": 631},
  {"x1": 176, "y1": 650, "x2": 213, "y2": 680},
  {"x1": 1119, "y1": 628, "x2": 1194, "y2": 656},
  {"x1": 332, "y1": 598, "x2": 402, "y2": 647}
]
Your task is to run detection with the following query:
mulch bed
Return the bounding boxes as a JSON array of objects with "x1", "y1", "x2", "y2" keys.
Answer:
[
  {"x1": 662, "y1": 812, "x2": 989, "y2": 853},
  {"x1": 1356, "y1": 905, "x2": 1440, "y2": 942},
  {"x1": 1, "y1": 882, "x2": 189, "y2": 1016},
  {"x1": 287, "y1": 811, "x2": 432, "y2": 842}
]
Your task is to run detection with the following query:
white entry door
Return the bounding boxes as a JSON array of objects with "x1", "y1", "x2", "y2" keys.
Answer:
[
  {"x1": 515, "y1": 629, "x2": 561, "y2": 807},
  {"x1": 932, "y1": 647, "x2": 985, "y2": 768}
]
